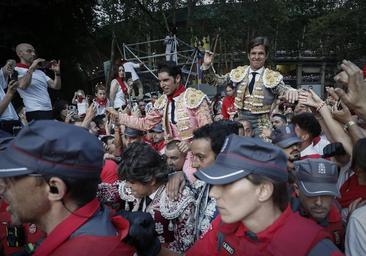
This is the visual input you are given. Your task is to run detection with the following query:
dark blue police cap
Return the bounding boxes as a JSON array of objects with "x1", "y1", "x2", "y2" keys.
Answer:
[
  {"x1": 294, "y1": 158, "x2": 339, "y2": 197},
  {"x1": 124, "y1": 127, "x2": 144, "y2": 137},
  {"x1": 271, "y1": 124, "x2": 302, "y2": 149},
  {"x1": 0, "y1": 120, "x2": 104, "y2": 178},
  {"x1": 194, "y1": 134, "x2": 288, "y2": 185}
]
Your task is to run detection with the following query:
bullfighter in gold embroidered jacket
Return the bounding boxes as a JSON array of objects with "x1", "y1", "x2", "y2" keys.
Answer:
[{"x1": 202, "y1": 36, "x2": 298, "y2": 137}]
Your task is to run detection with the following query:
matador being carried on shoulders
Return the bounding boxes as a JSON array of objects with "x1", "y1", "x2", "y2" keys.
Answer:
[
  {"x1": 202, "y1": 36, "x2": 298, "y2": 138},
  {"x1": 108, "y1": 63, "x2": 212, "y2": 182}
]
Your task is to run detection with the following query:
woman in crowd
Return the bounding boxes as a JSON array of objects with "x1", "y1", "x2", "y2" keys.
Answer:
[{"x1": 109, "y1": 64, "x2": 131, "y2": 110}]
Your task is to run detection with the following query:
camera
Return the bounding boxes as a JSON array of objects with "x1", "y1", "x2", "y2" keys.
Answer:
[
  {"x1": 323, "y1": 142, "x2": 346, "y2": 158},
  {"x1": 68, "y1": 105, "x2": 77, "y2": 112}
]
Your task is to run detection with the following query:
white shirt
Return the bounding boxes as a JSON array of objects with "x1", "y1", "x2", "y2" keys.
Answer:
[
  {"x1": 248, "y1": 67, "x2": 264, "y2": 83},
  {"x1": 345, "y1": 205, "x2": 366, "y2": 255},
  {"x1": 0, "y1": 69, "x2": 19, "y2": 120},
  {"x1": 110, "y1": 79, "x2": 127, "y2": 108},
  {"x1": 15, "y1": 66, "x2": 52, "y2": 112},
  {"x1": 300, "y1": 135, "x2": 330, "y2": 158},
  {"x1": 123, "y1": 62, "x2": 140, "y2": 81}
]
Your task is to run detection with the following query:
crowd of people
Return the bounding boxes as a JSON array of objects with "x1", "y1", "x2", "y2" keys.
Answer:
[{"x1": 0, "y1": 37, "x2": 365, "y2": 255}]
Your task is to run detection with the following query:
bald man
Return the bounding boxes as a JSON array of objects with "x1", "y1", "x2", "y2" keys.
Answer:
[{"x1": 15, "y1": 43, "x2": 61, "y2": 122}]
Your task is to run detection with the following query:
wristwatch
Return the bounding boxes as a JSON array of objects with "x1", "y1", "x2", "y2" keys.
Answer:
[{"x1": 343, "y1": 120, "x2": 356, "y2": 132}]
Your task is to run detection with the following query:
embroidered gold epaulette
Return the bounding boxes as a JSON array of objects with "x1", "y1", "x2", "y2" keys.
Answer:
[
  {"x1": 263, "y1": 68, "x2": 283, "y2": 88},
  {"x1": 153, "y1": 94, "x2": 168, "y2": 110},
  {"x1": 229, "y1": 65, "x2": 249, "y2": 83},
  {"x1": 184, "y1": 88, "x2": 208, "y2": 109}
]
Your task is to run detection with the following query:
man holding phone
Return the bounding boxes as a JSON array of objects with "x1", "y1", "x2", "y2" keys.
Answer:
[
  {"x1": 15, "y1": 43, "x2": 61, "y2": 122},
  {"x1": 0, "y1": 60, "x2": 21, "y2": 137}
]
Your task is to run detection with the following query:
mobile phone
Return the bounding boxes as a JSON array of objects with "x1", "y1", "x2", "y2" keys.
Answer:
[{"x1": 10, "y1": 70, "x2": 18, "y2": 81}]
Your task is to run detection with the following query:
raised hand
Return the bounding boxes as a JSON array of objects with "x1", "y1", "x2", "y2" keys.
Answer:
[
  {"x1": 203, "y1": 50, "x2": 214, "y2": 68},
  {"x1": 298, "y1": 89, "x2": 322, "y2": 109},
  {"x1": 332, "y1": 101, "x2": 353, "y2": 124},
  {"x1": 30, "y1": 58, "x2": 46, "y2": 71},
  {"x1": 334, "y1": 60, "x2": 366, "y2": 112},
  {"x1": 49, "y1": 60, "x2": 61, "y2": 74}
]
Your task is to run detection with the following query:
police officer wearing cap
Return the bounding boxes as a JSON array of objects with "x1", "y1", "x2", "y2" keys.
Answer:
[
  {"x1": 0, "y1": 120, "x2": 150, "y2": 256},
  {"x1": 292, "y1": 158, "x2": 345, "y2": 250},
  {"x1": 158, "y1": 135, "x2": 342, "y2": 256},
  {"x1": 271, "y1": 124, "x2": 302, "y2": 171}
]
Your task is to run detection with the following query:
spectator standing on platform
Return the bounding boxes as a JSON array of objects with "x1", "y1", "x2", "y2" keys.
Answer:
[{"x1": 15, "y1": 43, "x2": 61, "y2": 122}]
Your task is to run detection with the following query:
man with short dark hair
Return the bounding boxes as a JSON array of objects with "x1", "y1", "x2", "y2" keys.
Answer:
[
  {"x1": 15, "y1": 43, "x2": 61, "y2": 122},
  {"x1": 167, "y1": 120, "x2": 240, "y2": 239},
  {"x1": 292, "y1": 112, "x2": 329, "y2": 159},
  {"x1": 0, "y1": 120, "x2": 135, "y2": 255},
  {"x1": 271, "y1": 124, "x2": 302, "y2": 170},
  {"x1": 271, "y1": 113, "x2": 287, "y2": 129},
  {"x1": 109, "y1": 63, "x2": 212, "y2": 182},
  {"x1": 292, "y1": 158, "x2": 345, "y2": 249},
  {"x1": 165, "y1": 140, "x2": 186, "y2": 172},
  {"x1": 202, "y1": 36, "x2": 298, "y2": 137}
]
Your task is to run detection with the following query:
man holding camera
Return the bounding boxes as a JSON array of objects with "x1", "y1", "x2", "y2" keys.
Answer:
[
  {"x1": 15, "y1": 43, "x2": 61, "y2": 122},
  {"x1": 0, "y1": 60, "x2": 21, "y2": 137}
]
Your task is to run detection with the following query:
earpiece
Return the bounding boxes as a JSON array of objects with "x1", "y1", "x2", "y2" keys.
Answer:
[{"x1": 50, "y1": 186, "x2": 59, "y2": 194}]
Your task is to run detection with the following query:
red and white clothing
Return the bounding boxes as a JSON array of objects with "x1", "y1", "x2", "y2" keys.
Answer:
[
  {"x1": 186, "y1": 206, "x2": 343, "y2": 256},
  {"x1": 93, "y1": 98, "x2": 110, "y2": 116},
  {"x1": 300, "y1": 135, "x2": 330, "y2": 160},
  {"x1": 110, "y1": 78, "x2": 128, "y2": 109},
  {"x1": 118, "y1": 86, "x2": 212, "y2": 182},
  {"x1": 15, "y1": 64, "x2": 52, "y2": 112},
  {"x1": 33, "y1": 199, "x2": 134, "y2": 256},
  {"x1": 221, "y1": 95, "x2": 235, "y2": 119}
]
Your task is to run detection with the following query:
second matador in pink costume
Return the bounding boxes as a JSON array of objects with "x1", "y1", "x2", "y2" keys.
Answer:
[{"x1": 115, "y1": 64, "x2": 212, "y2": 182}]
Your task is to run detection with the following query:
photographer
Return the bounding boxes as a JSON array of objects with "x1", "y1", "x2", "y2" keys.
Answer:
[
  {"x1": 15, "y1": 43, "x2": 61, "y2": 122},
  {"x1": 0, "y1": 60, "x2": 22, "y2": 137}
]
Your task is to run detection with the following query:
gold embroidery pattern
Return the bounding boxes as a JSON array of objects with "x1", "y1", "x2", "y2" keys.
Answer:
[
  {"x1": 184, "y1": 88, "x2": 208, "y2": 109},
  {"x1": 229, "y1": 65, "x2": 249, "y2": 83},
  {"x1": 263, "y1": 68, "x2": 283, "y2": 88},
  {"x1": 154, "y1": 95, "x2": 168, "y2": 110}
]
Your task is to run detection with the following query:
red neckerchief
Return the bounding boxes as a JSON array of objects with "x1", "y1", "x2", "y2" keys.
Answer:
[
  {"x1": 16, "y1": 63, "x2": 30, "y2": 68},
  {"x1": 33, "y1": 199, "x2": 100, "y2": 256},
  {"x1": 116, "y1": 78, "x2": 128, "y2": 96},
  {"x1": 312, "y1": 136, "x2": 321, "y2": 146},
  {"x1": 153, "y1": 140, "x2": 165, "y2": 152},
  {"x1": 167, "y1": 84, "x2": 185, "y2": 102},
  {"x1": 339, "y1": 174, "x2": 366, "y2": 208},
  {"x1": 77, "y1": 96, "x2": 85, "y2": 103},
  {"x1": 95, "y1": 97, "x2": 108, "y2": 107}
]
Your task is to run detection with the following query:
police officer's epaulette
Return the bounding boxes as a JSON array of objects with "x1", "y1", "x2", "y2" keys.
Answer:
[
  {"x1": 184, "y1": 88, "x2": 209, "y2": 109},
  {"x1": 263, "y1": 68, "x2": 283, "y2": 88},
  {"x1": 153, "y1": 94, "x2": 168, "y2": 110},
  {"x1": 229, "y1": 65, "x2": 249, "y2": 83},
  {"x1": 160, "y1": 186, "x2": 196, "y2": 220}
]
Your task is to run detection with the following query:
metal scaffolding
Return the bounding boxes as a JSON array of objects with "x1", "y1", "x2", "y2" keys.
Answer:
[{"x1": 120, "y1": 36, "x2": 202, "y2": 87}]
